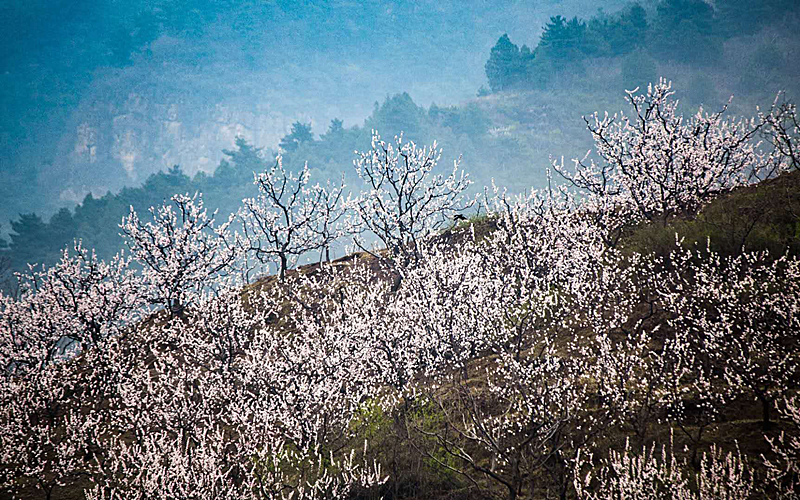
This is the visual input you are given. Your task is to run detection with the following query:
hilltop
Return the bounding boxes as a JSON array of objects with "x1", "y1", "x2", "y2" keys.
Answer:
[{"x1": 1, "y1": 81, "x2": 799, "y2": 499}]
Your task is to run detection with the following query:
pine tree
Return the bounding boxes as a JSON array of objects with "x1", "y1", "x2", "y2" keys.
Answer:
[
  {"x1": 279, "y1": 121, "x2": 314, "y2": 152},
  {"x1": 485, "y1": 34, "x2": 527, "y2": 92}
]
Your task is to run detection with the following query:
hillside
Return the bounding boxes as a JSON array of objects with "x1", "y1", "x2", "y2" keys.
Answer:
[
  {"x1": 2, "y1": 0, "x2": 638, "y2": 233},
  {"x1": 5, "y1": 0, "x2": 800, "y2": 250},
  {"x1": 1, "y1": 80, "x2": 799, "y2": 499}
]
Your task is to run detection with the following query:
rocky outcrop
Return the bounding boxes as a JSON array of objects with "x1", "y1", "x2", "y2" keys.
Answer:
[
  {"x1": 47, "y1": 45, "x2": 351, "y2": 205},
  {"x1": 54, "y1": 83, "x2": 301, "y2": 204}
]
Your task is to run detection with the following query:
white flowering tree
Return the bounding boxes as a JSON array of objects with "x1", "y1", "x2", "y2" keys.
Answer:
[
  {"x1": 758, "y1": 93, "x2": 800, "y2": 176},
  {"x1": 1, "y1": 242, "x2": 141, "y2": 375},
  {"x1": 764, "y1": 396, "x2": 800, "y2": 499},
  {"x1": 87, "y1": 278, "x2": 386, "y2": 500},
  {"x1": 239, "y1": 158, "x2": 348, "y2": 280},
  {"x1": 371, "y1": 186, "x2": 649, "y2": 500},
  {"x1": 120, "y1": 192, "x2": 240, "y2": 315},
  {"x1": 662, "y1": 247, "x2": 800, "y2": 429},
  {"x1": 352, "y1": 131, "x2": 474, "y2": 268},
  {"x1": 0, "y1": 242, "x2": 142, "y2": 499},
  {"x1": 574, "y1": 436, "x2": 755, "y2": 500},
  {"x1": 554, "y1": 79, "x2": 797, "y2": 231},
  {"x1": 0, "y1": 359, "x2": 103, "y2": 499}
]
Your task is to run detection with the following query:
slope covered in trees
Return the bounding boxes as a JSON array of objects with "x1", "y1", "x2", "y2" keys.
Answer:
[
  {"x1": 5, "y1": 0, "x2": 800, "y2": 280},
  {"x1": 6, "y1": 0, "x2": 799, "y2": 255},
  {"x1": 2, "y1": 0, "x2": 635, "y2": 237},
  {"x1": 483, "y1": 0, "x2": 800, "y2": 100},
  {"x1": 1, "y1": 81, "x2": 799, "y2": 499}
]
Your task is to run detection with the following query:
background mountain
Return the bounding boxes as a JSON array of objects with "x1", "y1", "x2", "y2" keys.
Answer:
[
  {"x1": 0, "y1": 0, "x2": 631, "y2": 224},
  {"x1": 2, "y1": 0, "x2": 799, "y2": 278}
]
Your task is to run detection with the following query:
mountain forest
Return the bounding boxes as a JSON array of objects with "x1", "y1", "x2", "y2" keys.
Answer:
[{"x1": 1, "y1": 1, "x2": 800, "y2": 499}]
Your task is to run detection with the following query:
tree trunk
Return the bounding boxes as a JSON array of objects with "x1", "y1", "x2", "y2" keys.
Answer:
[
  {"x1": 168, "y1": 297, "x2": 183, "y2": 317},
  {"x1": 507, "y1": 458, "x2": 521, "y2": 500},
  {"x1": 506, "y1": 486, "x2": 517, "y2": 500},
  {"x1": 279, "y1": 254, "x2": 287, "y2": 281},
  {"x1": 761, "y1": 395, "x2": 772, "y2": 429}
]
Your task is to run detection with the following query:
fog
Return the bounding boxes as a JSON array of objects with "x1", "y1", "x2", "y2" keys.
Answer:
[
  {"x1": 0, "y1": 1, "x2": 628, "y2": 218},
  {"x1": 1, "y1": 0, "x2": 799, "y2": 272}
]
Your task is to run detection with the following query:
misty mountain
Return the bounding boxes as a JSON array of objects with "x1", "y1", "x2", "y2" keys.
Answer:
[
  {"x1": 2, "y1": 0, "x2": 800, "y2": 276},
  {"x1": 0, "y1": 0, "x2": 632, "y2": 229}
]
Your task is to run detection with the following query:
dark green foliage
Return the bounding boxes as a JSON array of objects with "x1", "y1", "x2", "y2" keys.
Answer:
[
  {"x1": 279, "y1": 122, "x2": 315, "y2": 153},
  {"x1": 621, "y1": 170, "x2": 800, "y2": 261},
  {"x1": 5, "y1": 164, "x2": 197, "y2": 272},
  {"x1": 8, "y1": 213, "x2": 52, "y2": 269},
  {"x1": 713, "y1": 0, "x2": 797, "y2": 35},
  {"x1": 0, "y1": 244, "x2": 11, "y2": 295},
  {"x1": 481, "y1": 0, "x2": 800, "y2": 95},
  {"x1": 141, "y1": 165, "x2": 193, "y2": 196},
  {"x1": 366, "y1": 93, "x2": 429, "y2": 142},
  {"x1": 485, "y1": 34, "x2": 532, "y2": 92},
  {"x1": 538, "y1": 16, "x2": 593, "y2": 62},
  {"x1": 324, "y1": 118, "x2": 344, "y2": 138},
  {"x1": 587, "y1": 3, "x2": 649, "y2": 57},
  {"x1": 654, "y1": 0, "x2": 714, "y2": 32},
  {"x1": 616, "y1": 3, "x2": 648, "y2": 50},
  {"x1": 48, "y1": 208, "x2": 79, "y2": 249},
  {"x1": 219, "y1": 138, "x2": 268, "y2": 186},
  {"x1": 482, "y1": 6, "x2": 651, "y2": 92},
  {"x1": 650, "y1": 0, "x2": 722, "y2": 65}
]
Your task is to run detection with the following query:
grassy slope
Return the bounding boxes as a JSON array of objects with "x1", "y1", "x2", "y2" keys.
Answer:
[
  {"x1": 6, "y1": 170, "x2": 799, "y2": 500},
  {"x1": 339, "y1": 170, "x2": 800, "y2": 499}
]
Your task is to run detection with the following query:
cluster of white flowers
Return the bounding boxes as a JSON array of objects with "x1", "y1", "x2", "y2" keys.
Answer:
[
  {"x1": 1, "y1": 82, "x2": 798, "y2": 499},
  {"x1": 575, "y1": 435, "x2": 755, "y2": 500},
  {"x1": 555, "y1": 79, "x2": 797, "y2": 231}
]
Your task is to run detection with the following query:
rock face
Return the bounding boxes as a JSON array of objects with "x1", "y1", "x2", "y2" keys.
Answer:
[{"x1": 54, "y1": 80, "x2": 303, "y2": 204}]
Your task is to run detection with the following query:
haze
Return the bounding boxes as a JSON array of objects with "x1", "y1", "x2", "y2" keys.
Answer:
[{"x1": 1, "y1": 0, "x2": 798, "y2": 273}]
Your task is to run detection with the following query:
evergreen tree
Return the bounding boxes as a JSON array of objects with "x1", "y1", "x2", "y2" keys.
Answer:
[
  {"x1": 279, "y1": 121, "x2": 314, "y2": 152},
  {"x1": 366, "y1": 93, "x2": 428, "y2": 141},
  {"x1": 325, "y1": 118, "x2": 344, "y2": 137},
  {"x1": 140, "y1": 165, "x2": 193, "y2": 198},
  {"x1": 0, "y1": 227, "x2": 10, "y2": 293},
  {"x1": 9, "y1": 213, "x2": 50, "y2": 268},
  {"x1": 625, "y1": 3, "x2": 649, "y2": 38},
  {"x1": 538, "y1": 16, "x2": 592, "y2": 61},
  {"x1": 485, "y1": 34, "x2": 527, "y2": 92},
  {"x1": 219, "y1": 137, "x2": 267, "y2": 186},
  {"x1": 601, "y1": 3, "x2": 649, "y2": 55},
  {"x1": 651, "y1": 0, "x2": 721, "y2": 64},
  {"x1": 49, "y1": 208, "x2": 78, "y2": 252}
]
